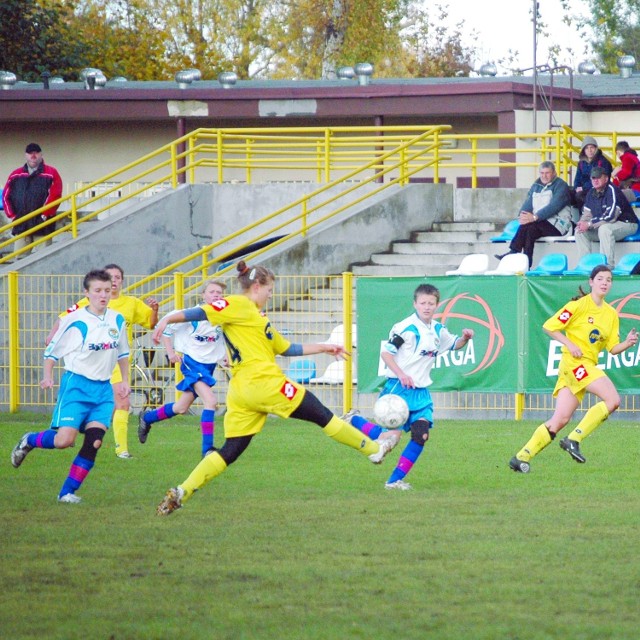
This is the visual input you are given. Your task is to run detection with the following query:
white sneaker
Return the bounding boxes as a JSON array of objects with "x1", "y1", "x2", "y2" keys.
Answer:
[
  {"x1": 385, "y1": 479, "x2": 413, "y2": 491},
  {"x1": 340, "y1": 409, "x2": 360, "y2": 423},
  {"x1": 156, "y1": 486, "x2": 185, "y2": 516},
  {"x1": 58, "y1": 493, "x2": 82, "y2": 503},
  {"x1": 11, "y1": 432, "x2": 34, "y2": 468},
  {"x1": 116, "y1": 451, "x2": 133, "y2": 459}
]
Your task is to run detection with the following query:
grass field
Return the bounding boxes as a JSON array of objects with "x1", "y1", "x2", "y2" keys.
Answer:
[{"x1": 2, "y1": 412, "x2": 640, "y2": 640}]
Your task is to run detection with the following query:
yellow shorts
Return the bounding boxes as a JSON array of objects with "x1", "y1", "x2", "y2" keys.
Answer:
[
  {"x1": 224, "y1": 367, "x2": 306, "y2": 438},
  {"x1": 553, "y1": 356, "x2": 606, "y2": 402}
]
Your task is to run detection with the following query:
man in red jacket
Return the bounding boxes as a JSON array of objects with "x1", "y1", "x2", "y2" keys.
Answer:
[{"x1": 3, "y1": 143, "x2": 63, "y2": 255}]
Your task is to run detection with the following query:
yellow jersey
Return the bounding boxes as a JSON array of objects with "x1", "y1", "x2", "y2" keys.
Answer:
[
  {"x1": 202, "y1": 294, "x2": 290, "y2": 376},
  {"x1": 63, "y1": 294, "x2": 154, "y2": 329},
  {"x1": 543, "y1": 294, "x2": 620, "y2": 365}
]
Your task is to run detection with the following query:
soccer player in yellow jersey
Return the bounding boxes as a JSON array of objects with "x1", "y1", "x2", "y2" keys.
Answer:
[
  {"x1": 509, "y1": 264, "x2": 638, "y2": 473},
  {"x1": 46, "y1": 264, "x2": 158, "y2": 458},
  {"x1": 154, "y1": 260, "x2": 396, "y2": 515}
]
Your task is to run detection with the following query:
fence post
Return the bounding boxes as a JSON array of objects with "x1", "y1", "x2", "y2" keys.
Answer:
[
  {"x1": 8, "y1": 271, "x2": 19, "y2": 412},
  {"x1": 342, "y1": 272, "x2": 354, "y2": 413}
]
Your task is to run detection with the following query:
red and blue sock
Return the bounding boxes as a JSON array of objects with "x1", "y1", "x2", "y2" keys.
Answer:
[
  {"x1": 58, "y1": 456, "x2": 94, "y2": 498},
  {"x1": 387, "y1": 440, "x2": 424, "y2": 484},
  {"x1": 144, "y1": 403, "x2": 176, "y2": 424},
  {"x1": 348, "y1": 414, "x2": 384, "y2": 441},
  {"x1": 201, "y1": 409, "x2": 215, "y2": 456},
  {"x1": 27, "y1": 430, "x2": 57, "y2": 449}
]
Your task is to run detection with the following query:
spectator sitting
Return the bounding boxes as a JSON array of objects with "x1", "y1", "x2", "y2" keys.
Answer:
[
  {"x1": 495, "y1": 161, "x2": 572, "y2": 268},
  {"x1": 571, "y1": 136, "x2": 613, "y2": 210},
  {"x1": 575, "y1": 166, "x2": 639, "y2": 267},
  {"x1": 611, "y1": 140, "x2": 640, "y2": 201}
]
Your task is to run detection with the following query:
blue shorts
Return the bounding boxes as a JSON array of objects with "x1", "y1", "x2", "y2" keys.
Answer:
[
  {"x1": 50, "y1": 371, "x2": 114, "y2": 432},
  {"x1": 176, "y1": 354, "x2": 217, "y2": 397},
  {"x1": 380, "y1": 379, "x2": 434, "y2": 432}
]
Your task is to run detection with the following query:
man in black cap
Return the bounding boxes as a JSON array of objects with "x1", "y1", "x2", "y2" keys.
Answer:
[
  {"x1": 575, "y1": 166, "x2": 639, "y2": 267},
  {"x1": 2, "y1": 143, "x2": 63, "y2": 255}
]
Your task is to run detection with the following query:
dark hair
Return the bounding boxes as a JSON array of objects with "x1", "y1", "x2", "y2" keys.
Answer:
[
  {"x1": 103, "y1": 263, "x2": 124, "y2": 278},
  {"x1": 616, "y1": 141, "x2": 632, "y2": 153},
  {"x1": 236, "y1": 260, "x2": 275, "y2": 290},
  {"x1": 573, "y1": 264, "x2": 612, "y2": 300},
  {"x1": 83, "y1": 269, "x2": 112, "y2": 290},
  {"x1": 414, "y1": 283, "x2": 440, "y2": 303}
]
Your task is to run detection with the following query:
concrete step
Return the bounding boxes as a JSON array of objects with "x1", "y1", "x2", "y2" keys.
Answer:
[
  {"x1": 431, "y1": 221, "x2": 501, "y2": 233},
  {"x1": 414, "y1": 230, "x2": 490, "y2": 243},
  {"x1": 391, "y1": 240, "x2": 479, "y2": 255},
  {"x1": 351, "y1": 264, "x2": 447, "y2": 276}
]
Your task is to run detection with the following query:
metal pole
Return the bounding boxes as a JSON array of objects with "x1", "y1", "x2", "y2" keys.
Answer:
[{"x1": 533, "y1": 0, "x2": 538, "y2": 132}]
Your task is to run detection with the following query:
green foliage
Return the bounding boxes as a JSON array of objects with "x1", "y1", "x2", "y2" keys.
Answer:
[{"x1": 2, "y1": 413, "x2": 640, "y2": 639}]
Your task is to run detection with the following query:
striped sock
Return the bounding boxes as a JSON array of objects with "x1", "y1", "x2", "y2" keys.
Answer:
[
  {"x1": 201, "y1": 409, "x2": 215, "y2": 456},
  {"x1": 58, "y1": 455, "x2": 94, "y2": 498},
  {"x1": 387, "y1": 440, "x2": 424, "y2": 484},
  {"x1": 27, "y1": 430, "x2": 57, "y2": 449},
  {"x1": 350, "y1": 415, "x2": 383, "y2": 441},
  {"x1": 145, "y1": 403, "x2": 176, "y2": 425}
]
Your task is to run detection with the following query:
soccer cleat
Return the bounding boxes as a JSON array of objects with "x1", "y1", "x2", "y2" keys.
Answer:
[
  {"x1": 340, "y1": 409, "x2": 360, "y2": 423},
  {"x1": 368, "y1": 432, "x2": 398, "y2": 464},
  {"x1": 156, "y1": 487, "x2": 185, "y2": 516},
  {"x1": 385, "y1": 479, "x2": 413, "y2": 490},
  {"x1": 138, "y1": 412, "x2": 152, "y2": 444},
  {"x1": 11, "y1": 433, "x2": 34, "y2": 468},
  {"x1": 58, "y1": 493, "x2": 82, "y2": 504},
  {"x1": 116, "y1": 451, "x2": 133, "y2": 459},
  {"x1": 203, "y1": 447, "x2": 217, "y2": 458},
  {"x1": 509, "y1": 456, "x2": 530, "y2": 473},
  {"x1": 560, "y1": 437, "x2": 586, "y2": 463}
]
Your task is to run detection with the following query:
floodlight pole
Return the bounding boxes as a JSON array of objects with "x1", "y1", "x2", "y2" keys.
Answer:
[{"x1": 533, "y1": 0, "x2": 538, "y2": 132}]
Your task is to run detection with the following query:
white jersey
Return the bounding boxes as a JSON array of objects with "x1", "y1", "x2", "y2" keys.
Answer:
[
  {"x1": 163, "y1": 317, "x2": 225, "y2": 364},
  {"x1": 381, "y1": 312, "x2": 458, "y2": 388},
  {"x1": 44, "y1": 307, "x2": 129, "y2": 381}
]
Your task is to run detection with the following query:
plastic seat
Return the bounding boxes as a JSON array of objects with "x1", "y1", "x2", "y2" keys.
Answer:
[
  {"x1": 563, "y1": 253, "x2": 607, "y2": 275},
  {"x1": 484, "y1": 252, "x2": 529, "y2": 275},
  {"x1": 612, "y1": 253, "x2": 640, "y2": 275},
  {"x1": 445, "y1": 253, "x2": 489, "y2": 275},
  {"x1": 528, "y1": 253, "x2": 568, "y2": 276},
  {"x1": 310, "y1": 360, "x2": 357, "y2": 384},
  {"x1": 324, "y1": 323, "x2": 358, "y2": 348},
  {"x1": 286, "y1": 359, "x2": 317, "y2": 383},
  {"x1": 490, "y1": 219, "x2": 519, "y2": 242},
  {"x1": 622, "y1": 229, "x2": 640, "y2": 242}
]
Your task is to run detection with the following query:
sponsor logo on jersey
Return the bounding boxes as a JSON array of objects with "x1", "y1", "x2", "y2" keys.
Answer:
[
  {"x1": 588, "y1": 329, "x2": 601, "y2": 344},
  {"x1": 89, "y1": 341, "x2": 118, "y2": 351},
  {"x1": 558, "y1": 309, "x2": 572, "y2": 324},
  {"x1": 280, "y1": 380, "x2": 298, "y2": 400},
  {"x1": 210, "y1": 299, "x2": 229, "y2": 312},
  {"x1": 195, "y1": 334, "x2": 219, "y2": 343},
  {"x1": 108, "y1": 328, "x2": 119, "y2": 339},
  {"x1": 572, "y1": 364, "x2": 588, "y2": 381}
]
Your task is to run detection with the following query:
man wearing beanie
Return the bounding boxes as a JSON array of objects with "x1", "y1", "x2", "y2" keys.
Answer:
[{"x1": 3, "y1": 143, "x2": 63, "y2": 255}]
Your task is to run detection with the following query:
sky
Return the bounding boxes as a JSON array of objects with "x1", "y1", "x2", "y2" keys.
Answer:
[{"x1": 439, "y1": 0, "x2": 593, "y2": 75}]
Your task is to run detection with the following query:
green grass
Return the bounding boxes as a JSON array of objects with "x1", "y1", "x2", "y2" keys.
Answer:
[{"x1": 2, "y1": 413, "x2": 640, "y2": 640}]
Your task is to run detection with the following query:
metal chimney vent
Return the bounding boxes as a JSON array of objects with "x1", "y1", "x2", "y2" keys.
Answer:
[
  {"x1": 618, "y1": 55, "x2": 635, "y2": 78},
  {"x1": 0, "y1": 70, "x2": 17, "y2": 90},
  {"x1": 479, "y1": 62, "x2": 497, "y2": 77},
  {"x1": 218, "y1": 71, "x2": 237, "y2": 88},
  {"x1": 354, "y1": 62, "x2": 373, "y2": 86},
  {"x1": 175, "y1": 69, "x2": 201, "y2": 88},
  {"x1": 336, "y1": 66, "x2": 356, "y2": 80},
  {"x1": 577, "y1": 61, "x2": 596, "y2": 75}
]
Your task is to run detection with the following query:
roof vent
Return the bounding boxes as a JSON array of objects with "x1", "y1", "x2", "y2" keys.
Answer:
[
  {"x1": 0, "y1": 70, "x2": 17, "y2": 90},
  {"x1": 80, "y1": 68, "x2": 107, "y2": 90},
  {"x1": 218, "y1": 71, "x2": 237, "y2": 88},
  {"x1": 479, "y1": 62, "x2": 497, "y2": 77},
  {"x1": 336, "y1": 66, "x2": 356, "y2": 80},
  {"x1": 618, "y1": 55, "x2": 635, "y2": 78},
  {"x1": 175, "y1": 69, "x2": 201, "y2": 88},
  {"x1": 354, "y1": 62, "x2": 373, "y2": 86},
  {"x1": 50, "y1": 76, "x2": 65, "y2": 86},
  {"x1": 111, "y1": 76, "x2": 128, "y2": 83},
  {"x1": 577, "y1": 61, "x2": 596, "y2": 75}
]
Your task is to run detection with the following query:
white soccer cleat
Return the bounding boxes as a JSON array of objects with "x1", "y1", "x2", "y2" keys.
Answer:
[
  {"x1": 116, "y1": 451, "x2": 133, "y2": 459},
  {"x1": 368, "y1": 431, "x2": 399, "y2": 464},
  {"x1": 11, "y1": 432, "x2": 34, "y2": 468},
  {"x1": 58, "y1": 493, "x2": 82, "y2": 504},
  {"x1": 156, "y1": 486, "x2": 185, "y2": 516},
  {"x1": 340, "y1": 409, "x2": 360, "y2": 423},
  {"x1": 385, "y1": 479, "x2": 413, "y2": 491}
]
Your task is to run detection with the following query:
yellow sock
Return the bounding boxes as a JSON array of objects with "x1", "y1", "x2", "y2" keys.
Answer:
[
  {"x1": 112, "y1": 409, "x2": 129, "y2": 455},
  {"x1": 568, "y1": 401, "x2": 609, "y2": 442},
  {"x1": 516, "y1": 424, "x2": 552, "y2": 462},
  {"x1": 322, "y1": 415, "x2": 377, "y2": 456},
  {"x1": 180, "y1": 451, "x2": 228, "y2": 501}
]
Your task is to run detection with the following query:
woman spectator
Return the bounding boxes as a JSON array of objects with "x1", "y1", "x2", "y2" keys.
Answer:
[{"x1": 572, "y1": 136, "x2": 613, "y2": 209}]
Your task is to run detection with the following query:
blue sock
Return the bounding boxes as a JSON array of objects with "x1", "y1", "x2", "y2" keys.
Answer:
[
  {"x1": 387, "y1": 440, "x2": 424, "y2": 484},
  {"x1": 59, "y1": 455, "x2": 94, "y2": 498},
  {"x1": 27, "y1": 430, "x2": 57, "y2": 449},
  {"x1": 201, "y1": 409, "x2": 215, "y2": 456},
  {"x1": 144, "y1": 403, "x2": 176, "y2": 425},
  {"x1": 349, "y1": 415, "x2": 383, "y2": 441}
]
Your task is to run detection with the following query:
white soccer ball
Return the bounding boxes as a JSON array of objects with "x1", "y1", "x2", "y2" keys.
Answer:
[{"x1": 373, "y1": 394, "x2": 409, "y2": 428}]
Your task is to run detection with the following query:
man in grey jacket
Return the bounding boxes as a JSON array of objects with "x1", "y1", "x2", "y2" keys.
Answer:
[{"x1": 496, "y1": 161, "x2": 573, "y2": 268}]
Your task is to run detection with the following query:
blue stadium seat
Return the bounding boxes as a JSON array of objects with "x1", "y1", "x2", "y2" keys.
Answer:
[
  {"x1": 563, "y1": 253, "x2": 607, "y2": 275},
  {"x1": 612, "y1": 253, "x2": 640, "y2": 275},
  {"x1": 622, "y1": 229, "x2": 640, "y2": 242},
  {"x1": 490, "y1": 219, "x2": 519, "y2": 242},
  {"x1": 286, "y1": 359, "x2": 317, "y2": 383},
  {"x1": 528, "y1": 253, "x2": 568, "y2": 276}
]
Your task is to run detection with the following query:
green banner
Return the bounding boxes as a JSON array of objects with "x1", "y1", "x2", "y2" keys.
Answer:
[{"x1": 356, "y1": 276, "x2": 640, "y2": 394}]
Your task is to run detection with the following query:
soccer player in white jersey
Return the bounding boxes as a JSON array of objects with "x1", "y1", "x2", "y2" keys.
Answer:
[
  {"x1": 344, "y1": 283, "x2": 474, "y2": 490},
  {"x1": 138, "y1": 280, "x2": 228, "y2": 457},
  {"x1": 10, "y1": 269, "x2": 130, "y2": 504}
]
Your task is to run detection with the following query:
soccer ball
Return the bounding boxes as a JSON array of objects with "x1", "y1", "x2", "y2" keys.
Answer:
[{"x1": 373, "y1": 394, "x2": 409, "y2": 428}]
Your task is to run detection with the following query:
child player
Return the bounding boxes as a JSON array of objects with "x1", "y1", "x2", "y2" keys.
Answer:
[
  {"x1": 138, "y1": 280, "x2": 227, "y2": 457},
  {"x1": 343, "y1": 283, "x2": 474, "y2": 490},
  {"x1": 11, "y1": 269, "x2": 130, "y2": 503}
]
